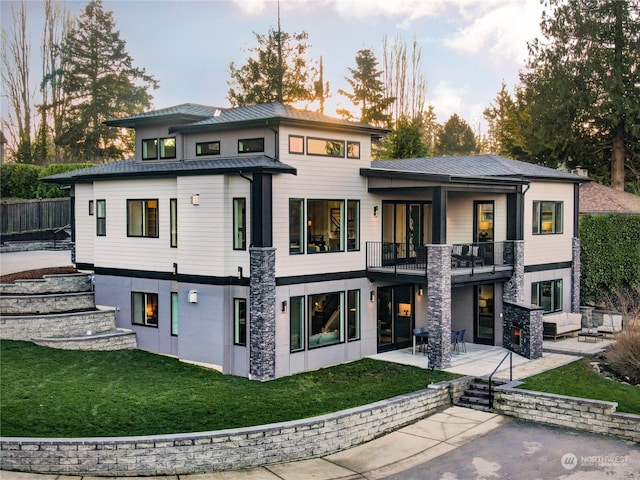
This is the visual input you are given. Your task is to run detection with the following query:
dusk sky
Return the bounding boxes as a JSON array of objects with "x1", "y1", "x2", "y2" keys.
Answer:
[{"x1": 1, "y1": 0, "x2": 546, "y2": 132}]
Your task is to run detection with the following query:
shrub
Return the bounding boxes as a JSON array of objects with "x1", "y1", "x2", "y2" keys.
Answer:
[
  {"x1": 605, "y1": 320, "x2": 640, "y2": 385},
  {"x1": 0, "y1": 163, "x2": 92, "y2": 199}
]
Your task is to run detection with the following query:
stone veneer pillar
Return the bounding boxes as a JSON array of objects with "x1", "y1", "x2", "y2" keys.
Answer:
[
  {"x1": 572, "y1": 237, "x2": 581, "y2": 313},
  {"x1": 503, "y1": 240, "x2": 525, "y2": 304},
  {"x1": 426, "y1": 244, "x2": 451, "y2": 369},
  {"x1": 249, "y1": 247, "x2": 276, "y2": 381}
]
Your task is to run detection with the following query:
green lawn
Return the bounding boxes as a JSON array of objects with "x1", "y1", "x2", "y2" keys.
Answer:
[
  {"x1": 0, "y1": 340, "x2": 459, "y2": 437},
  {"x1": 518, "y1": 357, "x2": 640, "y2": 415}
]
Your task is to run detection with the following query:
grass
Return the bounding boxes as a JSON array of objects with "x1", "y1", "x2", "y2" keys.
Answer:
[
  {"x1": 0, "y1": 340, "x2": 459, "y2": 438},
  {"x1": 518, "y1": 357, "x2": 640, "y2": 415}
]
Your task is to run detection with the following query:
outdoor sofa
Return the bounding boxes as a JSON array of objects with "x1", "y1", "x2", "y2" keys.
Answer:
[{"x1": 542, "y1": 311, "x2": 583, "y2": 341}]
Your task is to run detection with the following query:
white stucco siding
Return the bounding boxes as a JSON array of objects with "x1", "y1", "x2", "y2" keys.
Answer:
[
  {"x1": 73, "y1": 183, "x2": 95, "y2": 265},
  {"x1": 92, "y1": 179, "x2": 177, "y2": 272},
  {"x1": 524, "y1": 182, "x2": 575, "y2": 266},
  {"x1": 272, "y1": 126, "x2": 373, "y2": 277}
]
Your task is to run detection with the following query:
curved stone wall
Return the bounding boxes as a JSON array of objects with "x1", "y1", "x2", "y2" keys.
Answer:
[{"x1": 0, "y1": 378, "x2": 472, "y2": 476}]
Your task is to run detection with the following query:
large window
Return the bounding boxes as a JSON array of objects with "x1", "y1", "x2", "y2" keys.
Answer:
[
  {"x1": 347, "y1": 289, "x2": 360, "y2": 341},
  {"x1": 132, "y1": 292, "x2": 158, "y2": 327},
  {"x1": 307, "y1": 200, "x2": 344, "y2": 253},
  {"x1": 289, "y1": 135, "x2": 304, "y2": 154},
  {"x1": 307, "y1": 137, "x2": 345, "y2": 157},
  {"x1": 533, "y1": 201, "x2": 563, "y2": 234},
  {"x1": 142, "y1": 139, "x2": 158, "y2": 160},
  {"x1": 309, "y1": 292, "x2": 344, "y2": 348},
  {"x1": 347, "y1": 141, "x2": 360, "y2": 159},
  {"x1": 238, "y1": 138, "x2": 264, "y2": 153},
  {"x1": 234, "y1": 298, "x2": 247, "y2": 346},
  {"x1": 233, "y1": 198, "x2": 246, "y2": 250},
  {"x1": 96, "y1": 199, "x2": 106, "y2": 236},
  {"x1": 127, "y1": 199, "x2": 158, "y2": 237},
  {"x1": 171, "y1": 292, "x2": 178, "y2": 336},
  {"x1": 170, "y1": 199, "x2": 177, "y2": 247},
  {"x1": 532, "y1": 280, "x2": 563, "y2": 313},
  {"x1": 289, "y1": 199, "x2": 304, "y2": 254},
  {"x1": 160, "y1": 137, "x2": 176, "y2": 159},
  {"x1": 196, "y1": 141, "x2": 220, "y2": 156},
  {"x1": 347, "y1": 200, "x2": 360, "y2": 251},
  {"x1": 290, "y1": 296, "x2": 304, "y2": 352}
]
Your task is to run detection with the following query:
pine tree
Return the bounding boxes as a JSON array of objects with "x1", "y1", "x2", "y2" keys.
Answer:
[
  {"x1": 436, "y1": 114, "x2": 477, "y2": 156},
  {"x1": 58, "y1": 0, "x2": 157, "y2": 162}
]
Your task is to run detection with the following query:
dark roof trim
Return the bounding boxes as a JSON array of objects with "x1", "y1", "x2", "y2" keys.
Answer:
[{"x1": 360, "y1": 168, "x2": 529, "y2": 186}]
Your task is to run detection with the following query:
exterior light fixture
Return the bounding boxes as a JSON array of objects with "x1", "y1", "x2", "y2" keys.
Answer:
[
  {"x1": 172, "y1": 262, "x2": 178, "y2": 276},
  {"x1": 373, "y1": 205, "x2": 378, "y2": 217},
  {"x1": 188, "y1": 290, "x2": 198, "y2": 303},
  {"x1": 282, "y1": 301, "x2": 288, "y2": 313},
  {"x1": 418, "y1": 286, "x2": 424, "y2": 296},
  {"x1": 191, "y1": 194, "x2": 200, "y2": 205},
  {"x1": 237, "y1": 266, "x2": 243, "y2": 279},
  {"x1": 370, "y1": 290, "x2": 375, "y2": 302}
]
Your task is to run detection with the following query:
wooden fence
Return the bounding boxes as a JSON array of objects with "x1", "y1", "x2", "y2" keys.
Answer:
[{"x1": 0, "y1": 198, "x2": 71, "y2": 235}]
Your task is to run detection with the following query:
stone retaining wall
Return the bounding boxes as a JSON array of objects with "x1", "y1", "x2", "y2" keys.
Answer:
[
  {"x1": 32, "y1": 329, "x2": 137, "y2": 351},
  {"x1": 0, "y1": 292, "x2": 95, "y2": 315},
  {"x1": 0, "y1": 377, "x2": 473, "y2": 476},
  {"x1": 0, "y1": 240, "x2": 72, "y2": 253},
  {"x1": 0, "y1": 274, "x2": 91, "y2": 295},
  {"x1": 0, "y1": 307, "x2": 117, "y2": 341},
  {"x1": 494, "y1": 383, "x2": 640, "y2": 442}
]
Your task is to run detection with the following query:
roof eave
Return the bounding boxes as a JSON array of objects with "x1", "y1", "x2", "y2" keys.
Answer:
[{"x1": 360, "y1": 168, "x2": 529, "y2": 186}]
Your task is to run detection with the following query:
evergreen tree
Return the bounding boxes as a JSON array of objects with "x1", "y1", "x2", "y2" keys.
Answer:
[
  {"x1": 228, "y1": 28, "x2": 316, "y2": 106},
  {"x1": 521, "y1": 0, "x2": 640, "y2": 191},
  {"x1": 382, "y1": 116, "x2": 429, "y2": 159},
  {"x1": 58, "y1": 0, "x2": 157, "y2": 162},
  {"x1": 436, "y1": 114, "x2": 477, "y2": 156},
  {"x1": 338, "y1": 49, "x2": 395, "y2": 127}
]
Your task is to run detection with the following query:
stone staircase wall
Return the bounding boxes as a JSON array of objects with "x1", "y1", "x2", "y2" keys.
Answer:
[
  {"x1": 0, "y1": 273, "x2": 92, "y2": 295},
  {"x1": 1, "y1": 292, "x2": 96, "y2": 315}
]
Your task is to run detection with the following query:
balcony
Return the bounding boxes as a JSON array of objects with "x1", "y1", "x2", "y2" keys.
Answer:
[{"x1": 365, "y1": 241, "x2": 515, "y2": 284}]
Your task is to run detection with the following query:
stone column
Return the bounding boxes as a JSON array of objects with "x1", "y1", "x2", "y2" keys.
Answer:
[
  {"x1": 572, "y1": 237, "x2": 581, "y2": 313},
  {"x1": 426, "y1": 244, "x2": 451, "y2": 369},
  {"x1": 503, "y1": 240, "x2": 525, "y2": 304},
  {"x1": 249, "y1": 247, "x2": 276, "y2": 381}
]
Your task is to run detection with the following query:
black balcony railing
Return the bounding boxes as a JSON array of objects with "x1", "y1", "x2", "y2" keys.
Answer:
[{"x1": 366, "y1": 241, "x2": 514, "y2": 276}]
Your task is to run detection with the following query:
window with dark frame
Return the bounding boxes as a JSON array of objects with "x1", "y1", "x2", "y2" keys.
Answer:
[
  {"x1": 347, "y1": 200, "x2": 360, "y2": 251},
  {"x1": 196, "y1": 141, "x2": 220, "y2": 156},
  {"x1": 233, "y1": 298, "x2": 247, "y2": 346},
  {"x1": 238, "y1": 138, "x2": 264, "y2": 153},
  {"x1": 89, "y1": 200, "x2": 94, "y2": 216},
  {"x1": 290, "y1": 296, "x2": 305, "y2": 352},
  {"x1": 307, "y1": 199, "x2": 344, "y2": 253},
  {"x1": 308, "y1": 291, "x2": 344, "y2": 348},
  {"x1": 347, "y1": 289, "x2": 360, "y2": 341},
  {"x1": 170, "y1": 198, "x2": 177, "y2": 247},
  {"x1": 347, "y1": 141, "x2": 360, "y2": 159},
  {"x1": 96, "y1": 199, "x2": 106, "y2": 236},
  {"x1": 160, "y1": 137, "x2": 176, "y2": 159},
  {"x1": 233, "y1": 198, "x2": 246, "y2": 250},
  {"x1": 132, "y1": 292, "x2": 158, "y2": 327},
  {"x1": 289, "y1": 198, "x2": 304, "y2": 254},
  {"x1": 127, "y1": 199, "x2": 159, "y2": 237},
  {"x1": 532, "y1": 279, "x2": 563, "y2": 313},
  {"x1": 533, "y1": 201, "x2": 563, "y2": 235},
  {"x1": 289, "y1": 135, "x2": 304, "y2": 154},
  {"x1": 170, "y1": 292, "x2": 178, "y2": 336},
  {"x1": 142, "y1": 139, "x2": 158, "y2": 160},
  {"x1": 307, "y1": 137, "x2": 345, "y2": 157}
]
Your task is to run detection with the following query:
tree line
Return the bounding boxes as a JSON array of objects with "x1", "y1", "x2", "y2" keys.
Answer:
[{"x1": 2, "y1": 0, "x2": 638, "y2": 193}]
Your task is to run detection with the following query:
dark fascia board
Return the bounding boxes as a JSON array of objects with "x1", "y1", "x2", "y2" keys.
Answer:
[
  {"x1": 360, "y1": 168, "x2": 529, "y2": 187},
  {"x1": 42, "y1": 164, "x2": 297, "y2": 185},
  {"x1": 104, "y1": 113, "x2": 212, "y2": 129},
  {"x1": 514, "y1": 174, "x2": 591, "y2": 185},
  {"x1": 170, "y1": 117, "x2": 389, "y2": 137}
]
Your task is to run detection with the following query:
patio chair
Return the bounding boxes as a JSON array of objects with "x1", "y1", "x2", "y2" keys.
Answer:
[
  {"x1": 413, "y1": 327, "x2": 428, "y2": 354},
  {"x1": 451, "y1": 330, "x2": 459, "y2": 354},
  {"x1": 457, "y1": 329, "x2": 466, "y2": 353}
]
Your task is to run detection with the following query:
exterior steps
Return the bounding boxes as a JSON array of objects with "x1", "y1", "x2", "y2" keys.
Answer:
[{"x1": 455, "y1": 377, "x2": 507, "y2": 412}]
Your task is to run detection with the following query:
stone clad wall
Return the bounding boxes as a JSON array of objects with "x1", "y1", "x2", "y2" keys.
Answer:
[
  {"x1": 494, "y1": 383, "x2": 640, "y2": 442},
  {"x1": 0, "y1": 292, "x2": 95, "y2": 315},
  {"x1": 32, "y1": 330, "x2": 137, "y2": 351},
  {"x1": 0, "y1": 274, "x2": 92, "y2": 295},
  {"x1": 0, "y1": 378, "x2": 473, "y2": 476}
]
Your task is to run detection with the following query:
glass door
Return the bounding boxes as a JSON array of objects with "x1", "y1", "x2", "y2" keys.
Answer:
[
  {"x1": 377, "y1": 285, "x2": 414, "y2": 352},
  {"x1": 475, "y1": 284, "x2": 494, "y2": 345}
]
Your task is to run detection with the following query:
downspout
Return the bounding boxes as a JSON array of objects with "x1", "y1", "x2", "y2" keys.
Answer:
[{"x1": 269, "y1": 126, "x2": 279, "y2": 161}]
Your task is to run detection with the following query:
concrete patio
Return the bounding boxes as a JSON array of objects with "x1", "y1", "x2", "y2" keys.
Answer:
[{"x1": 370, "y1": 333, "x2": 612, "y2": 380}]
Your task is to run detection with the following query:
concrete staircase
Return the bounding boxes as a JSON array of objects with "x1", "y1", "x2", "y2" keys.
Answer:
[
  {"x1": 0, "y1": 273, "x2": 136, "y2": 351},
  {"x1": 455, "y1": 377, "x2": 507, "y2": 412}
]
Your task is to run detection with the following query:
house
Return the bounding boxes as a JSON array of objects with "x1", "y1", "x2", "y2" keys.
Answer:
[
  {"x1": 579, "y1": 180, "x2": 640, "y2": 217},
  {"x1": 44, "y1": 102, "x2": 588, "y2": 380}
]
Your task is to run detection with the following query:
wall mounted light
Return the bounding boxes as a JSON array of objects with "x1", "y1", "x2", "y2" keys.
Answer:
[
  {"x1": 172, "y1": 262, "x2": 178, "y2": 276},
  {"x1": 373, "y1": 205, "x2": 378, "y2": 217},
  {"x1": 191, "y1": 194, "x2": 200, "y2": 205},
  {"x1": 370, "y1": 290, "x2": 375, "y2": 302},
  {"x1": 418, "y1": 286, "x2": 424, "y2": 296},
  {"x1": 282, "y1": 300, "x2": 288, "y2": 313},
  {"x1": 188, "y1": 290, "x2": 198, "y2": 303},
  {"x1": 237, "y1": 266, "x2": 243, "y2": 279}
]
